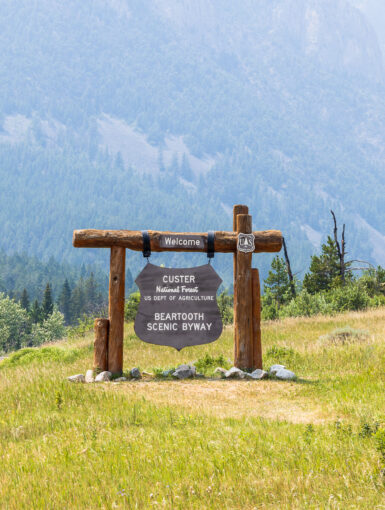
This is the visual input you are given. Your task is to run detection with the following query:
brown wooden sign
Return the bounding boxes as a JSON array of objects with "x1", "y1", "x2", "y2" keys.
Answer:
[{"x1": 134, "y1": 263, "x2": 223, "y2": 350}]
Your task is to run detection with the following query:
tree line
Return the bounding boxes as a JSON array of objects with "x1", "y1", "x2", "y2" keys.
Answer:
[{"x1": 18, "y1": 274, "x2": 106, "y2": 327}]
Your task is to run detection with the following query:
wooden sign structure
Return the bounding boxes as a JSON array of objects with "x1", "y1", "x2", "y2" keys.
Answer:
[{"x1": 73, "y1": 205, "x2": 282, "y2": 374}]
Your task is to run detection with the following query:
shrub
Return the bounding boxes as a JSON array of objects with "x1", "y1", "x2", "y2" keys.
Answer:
[
  {"x1": 125, "y1": 292, "x2": 140, "y2": 321},
  {"x1": 328, "y1": 284, "x2": 369, "y2": 312},
  {"x1": 0, "y1": 293, "x2": 30, "y2": 353},
  {"x1": 318, "y1": 326, "x2": 369, "y2": 345},
  {"x1": 279, "y1": 290, "x2": 332, "y2": 318},
  {"x1": 368, "y1": 294, "x2": 385, "y2": 308},
  {"x1": 0, "y1": 346, "x2": 81, "y2": 367},
  {"x1": 29, "y1": 310, "x2": 66, "y2": 347},
  {"x1": 261, "y1": 288, "x2": 279, "y2": 320},
  {"x1": 217, "y1": 290, "x2": 233, "y2": 325},
  {"x1": 265, "y1": 345, "x2": 300, "y2": 366},
  {"x1": 67, "y1": 314, "x2": 94, "y2": 338},
  {"x1": 194, "y1": 353, "x2": 230, "y2": 374}
]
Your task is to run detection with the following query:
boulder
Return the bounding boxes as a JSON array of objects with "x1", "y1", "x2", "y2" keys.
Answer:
[
  {"x1": 275, "y1": 368, "x2": 296, "y2": 381},
  {"x1": 130, "y1": 367, "x2": 141, "y2": 379},
  {"x1": 269, "y1": 364, "x2": 285, "y2": 375},
  {"x1": 172, "y1": 364, "x2": 196, "y2": 379},
  {"x1": 225, "y1": 367, "x2": 246, "y2": 379},
  {"x1": 67, "y1": 374, "x2": 85, "y2": 383},
  {"x1": 95, "y1": 371, "x2": 112, "y2": 382},
  {"x1": 213, "y1": 367, "x2": 227, "y2": 377},
  {"x1": 162, "y1": 369, "x2": 174, "y2": 378},
  {"x1": 249, "y1": 369, "x2": 268, "y2": 380},
  {"x1": 85, "y1": 370, "x2": 95, "y2": 383},
  {"x1": 114, "y1": 377, "x2": 127, "y2": 382}
]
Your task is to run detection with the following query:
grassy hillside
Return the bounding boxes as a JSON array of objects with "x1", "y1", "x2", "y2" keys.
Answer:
[{"x1": 1, "y1": 309, "x2": 385, "y2": 508}]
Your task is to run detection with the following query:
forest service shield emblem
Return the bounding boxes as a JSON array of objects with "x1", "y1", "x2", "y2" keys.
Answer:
[{"x1": 237, "y1": 233, "x2": 255, "y2": 253}]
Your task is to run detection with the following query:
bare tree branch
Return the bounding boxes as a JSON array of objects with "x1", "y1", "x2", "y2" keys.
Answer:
[
  {"x1": 330, "y1": 210, "x2": 346, "y2": 283},
  {"x1": 282, "y1": 237, "x2": 296, "y2": 298},
  {"x1": 347, "y1": 260, "x2": 375, "y2": 269}
]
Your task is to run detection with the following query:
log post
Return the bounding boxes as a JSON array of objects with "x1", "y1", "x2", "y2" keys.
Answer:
[
  {"x1": 93, "y1": 318, "x2": 109, "y2": 372},
  {"x1": 108, "y1": 246, "x2": 126, "y2": 375},
  {"x1": 234, "y1": 214, "x2": 253, "y2": 370},
  {"x1": 251, "y1": 269, "x2": 262, "y2": 369},
  {"x1": 233, "y1": 205, "x2": 249, "y2": 364}
]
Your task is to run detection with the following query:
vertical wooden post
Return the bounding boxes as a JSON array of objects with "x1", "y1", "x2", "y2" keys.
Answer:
[
  {"x1": 251, "y1": 269, "x2": 262, "y2": 369},
  {"x1": 93, "y1": 318, "x2": 109, "y2": 372},
  {"x1": 233, "y1": 205, "x2": 249, "y2": 364},
  {"x1": 108, "y1": 246, "x2": 126, "y2": 375},
  {"x1": 234, "y1": 213, "x2": 253, "y2": 370}
]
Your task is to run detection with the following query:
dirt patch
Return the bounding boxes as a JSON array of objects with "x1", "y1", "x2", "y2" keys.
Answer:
[{"x1": 107, "y1": 379, "x2": 334, "y2": 424}]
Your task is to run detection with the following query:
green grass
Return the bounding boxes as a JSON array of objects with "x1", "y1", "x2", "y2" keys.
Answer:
[{"x1": 0, "y1": 308, "x2": 385, "y2": 509}]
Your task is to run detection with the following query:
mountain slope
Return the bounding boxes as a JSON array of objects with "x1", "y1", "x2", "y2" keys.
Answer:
[{"x1": 0, "y1": 0, "x2": 384, "y2": 283}]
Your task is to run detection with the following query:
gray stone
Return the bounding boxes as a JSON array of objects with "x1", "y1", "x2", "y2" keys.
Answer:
[
  {"x1": 142, "y1": 371, "x2": 154, "y2": 377},
  {"x1": 85, "y1": 369, "x2": 94, "y2": 383},
  {"x1": 249, "y1": 369, "x2": 268, "y2": 380},
  {"x1": 67, "y1": 374, "x2": 85, "y2": 383},
  {"x1": 213, "y1": 367, "x2": 227, "y2": 377},
  {"x1": 130, "y1": 367, "x2": 141, "y2": 379},
  {"x1": 95, "y1": 371, "x2": 112, "y2": 382},
  {"x1": 114, "y1": 377, "x2": 127, "y2": 382},
  {"x1": 269, "y1": 364, "x2": 285, "y2": 375},
  {"x1": 162, "y1": 369, "x2": 174, "y2": 377},
  {"x1": 172, "y1": 364, "x2": 196, "y2": 379},
  {"x1": 225, "y1": 367, "x2": 246, "y2": 379},
  {"x1": 275, "y1": 368, "x2": 296, "y2": 381}
]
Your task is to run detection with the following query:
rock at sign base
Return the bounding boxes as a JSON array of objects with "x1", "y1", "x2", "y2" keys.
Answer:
[
  {"x1": 249, "y1": 369, "x2": 268, "y2": 380},
  {"x1": 67, "y1": 374, "x2": 85, "y2": 383},
  {"x1": 214, "y1": 367, "x2": 227, "y2": 377},
  {"x1": 269, "y1": 364, "x2": 285, "y2": 375},
  {"x1": 95, "y1": 371, "x2": 112, "y2": 382},
  {"x1": 172, "y1": 364, "x2": 196, "y2": 379},
  {"x1": 225, "y1": 367, "x2": 246, "y2": 379},
  {"x1": 130, "y1": 367, "x2": 141, "y2": 379},
  {"x1": 275, "y1": 368, "x2": 296, "y2": 381},
  {"x1": 114, "y1": 377, "x2": 127, "y2": 382},
  {"x1": 85, "y1": 370, "x2": 95, "y2": 383}
]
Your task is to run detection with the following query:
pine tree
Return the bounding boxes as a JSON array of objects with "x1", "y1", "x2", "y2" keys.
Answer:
[
  {"x1": 303, "y1": 236, "x2": 341, "y2": 294},
  {"x1": 30, "y1": 299, "x2": 43, "y2": 324},
  {"x1": 42, "y1": 283, "x2": 54, "y2": 319},
  {"x1": 70, "y1": 280, "x2": 85, "y2": 322},
  {"x1": 84, "y1": 273, "x2": 98, "y2": 314},
  {"x1": 58, "y1": 279, "x2": 72, "y2": 325},
  {"x1": 20, "y1": 288, "x2": 30, "y2": 311},
  {"x1": 264, "y1": 256, "x2": 292, "y2": 307}
]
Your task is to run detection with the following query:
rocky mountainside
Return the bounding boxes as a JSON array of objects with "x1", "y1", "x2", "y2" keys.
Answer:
[{"x1": 0, "y1": 0, "x2": 384, "y2": 283}]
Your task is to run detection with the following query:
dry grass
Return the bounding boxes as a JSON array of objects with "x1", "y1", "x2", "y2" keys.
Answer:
[
  {"x1": 1, "y1": 307, "x2": 385, "y2": 508},
  {"x1": 106, "y1": 378, "x2": 333, "y2": 424}
]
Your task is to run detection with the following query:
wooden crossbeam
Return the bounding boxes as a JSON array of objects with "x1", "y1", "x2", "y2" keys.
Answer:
[{"x1": 73, "y1": 229, "x2": 283, "y2": 253}]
